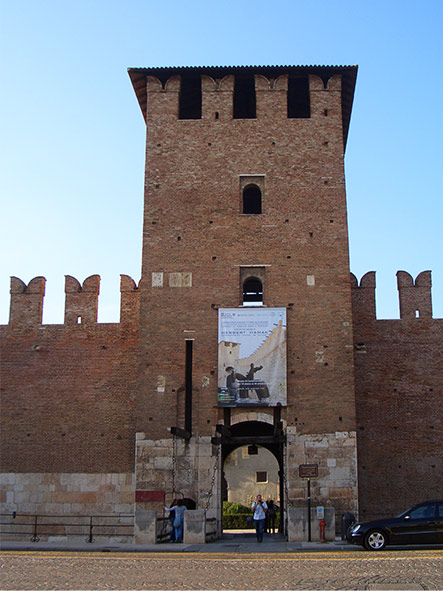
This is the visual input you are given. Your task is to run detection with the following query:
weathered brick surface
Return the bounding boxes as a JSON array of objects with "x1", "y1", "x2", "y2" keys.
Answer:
[
  {"x1": 352, "y1": 273, "x2": 443, "y2": 520},
  {"x1": 0, "y1": 276, "x2": 139, "y2": 474},
  {"x1": 136, "y1": 72, "x2": 356, "y2": 443}
]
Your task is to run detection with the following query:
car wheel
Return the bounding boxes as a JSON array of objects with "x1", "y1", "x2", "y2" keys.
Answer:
[{"x1": 364, "y1": 529, "x2": 387, "y2": 551}]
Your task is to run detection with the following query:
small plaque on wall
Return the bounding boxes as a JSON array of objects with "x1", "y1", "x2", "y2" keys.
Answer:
[{"x1": 298, "y1": 464, "x2": 318, "y2": 478}]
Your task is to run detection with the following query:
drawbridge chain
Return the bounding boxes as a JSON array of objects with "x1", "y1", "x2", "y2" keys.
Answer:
[
  {"x1": 204, "y1": 443, "x2": 220, "y2": 513},
  {"x1": 172, "y1": 434, "x2": 177, "y2": 495}
]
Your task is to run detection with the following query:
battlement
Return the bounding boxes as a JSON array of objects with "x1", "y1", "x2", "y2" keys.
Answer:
[
  {"x1": 397, "y1": 270, "x2": 432, "y2": 319},
  {"x1": 128, "y1": 65, "x2": 357, "y2": 148},
  {"x1": 351, "y1": 270, "x2": 434, "y2": 320},
  {"x1": 7, "y1": 274, "x2": 140, "y2": 327},
  {"x1": 7, "y1": 271, "x2": 436, "y2": 326}
]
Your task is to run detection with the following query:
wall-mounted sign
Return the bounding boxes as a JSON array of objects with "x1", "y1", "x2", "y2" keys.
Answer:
[
  {"x1": 218, "y1": 308, "x2": 287, "y2": 407},
  {"x1": 299, "y1": 464, "x2": 318, "y2": 478}
]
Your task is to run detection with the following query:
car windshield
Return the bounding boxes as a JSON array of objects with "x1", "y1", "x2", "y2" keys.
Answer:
[
  {"x1": 396, "y1": 503, "x2": 435, "y2": 519},
  {"x1": 396, "y1": 507, "x2": 412, "y2": 518}
]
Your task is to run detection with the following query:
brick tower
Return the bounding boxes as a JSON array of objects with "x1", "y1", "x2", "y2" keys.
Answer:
[{"x1": 129, "y1": 65, "x2": 359, "y2": 530}]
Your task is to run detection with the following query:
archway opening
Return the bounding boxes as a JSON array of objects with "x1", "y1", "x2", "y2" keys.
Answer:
[{"x1": 220, "y1": 420, "x2": 284, "y2": 538}]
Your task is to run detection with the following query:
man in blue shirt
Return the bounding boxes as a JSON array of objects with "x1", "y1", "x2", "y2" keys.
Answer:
[{"x1": 251, "y1": 494, "x2": 268, "y2": 542}]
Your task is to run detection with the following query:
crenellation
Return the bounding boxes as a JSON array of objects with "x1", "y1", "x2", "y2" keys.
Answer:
[
  {"x1": 327, "y1": 74, "x2": 342, "y2": 90},
  {"x1": 255, "y1": 74, "x2": 287, "y2": 120},
  {"x1": 120, "y1": 274, "x2": 140, "y2": 326},
  {"x1": 309, "y1": 74, "x2": 326, "y2": 91},
  {"x1": 3, "y1": 274, "x2": 140, "y2": 328},
  {"x1": 9, "y1": 276, "x2": 46, "y2": 326},
  {"x1": 351, "y1": 270, "x2": 437, "y2": 321},
  {"x1": 142, "y1": 70, "x2": 347, "y2": 127},
  {"x1": 397, "y1": 270, "x2": 433, "y2": 319},
  {"x1": 64, "y1": 274, "x2": 100, "y2": 325},
  {"x1": 351, "y1": 271, "x2": 376, "y2": 321},
  {"x1": 146, "y1": 75, "x2": 163, "y2": 91}
]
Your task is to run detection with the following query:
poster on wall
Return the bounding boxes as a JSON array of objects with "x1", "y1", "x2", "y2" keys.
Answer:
[{"x1": 218, "y1": 308, "x2": 287, "y2": 407}]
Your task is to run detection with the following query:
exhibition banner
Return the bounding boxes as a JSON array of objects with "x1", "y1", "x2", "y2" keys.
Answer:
[{"x1": 218, "y1": 308, "x2": 287, "y2": 407}]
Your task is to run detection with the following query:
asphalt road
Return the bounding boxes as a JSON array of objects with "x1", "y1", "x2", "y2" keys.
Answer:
[{"x1": 1, "y1": 550, "x2": 442, "y2": 590}]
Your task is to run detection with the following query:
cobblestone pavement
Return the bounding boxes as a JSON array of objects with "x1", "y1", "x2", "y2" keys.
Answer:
[{"x1": 1, "y1": 550, "x2": 442, "y2": 590}]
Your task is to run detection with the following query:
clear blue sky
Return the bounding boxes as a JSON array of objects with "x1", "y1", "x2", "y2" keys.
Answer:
[{"x1": 1, "y1": 0, "x2": 442, "y2": 323}]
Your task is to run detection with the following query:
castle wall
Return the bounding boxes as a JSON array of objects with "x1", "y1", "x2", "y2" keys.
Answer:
[
  {"x1": 352, "y1": 271, "x2": 443, "y2": 520},
  {"x1": 0, "y1": 275, "x2": 140, "y2": 519}
]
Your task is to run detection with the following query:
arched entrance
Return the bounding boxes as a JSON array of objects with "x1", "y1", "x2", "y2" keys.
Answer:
[
  {"x1": 213, "y1": 417, "x2": 286, "y2": 538},
  {"x1": 224, "y1": 446, "x2": 279, "y2": 505}
]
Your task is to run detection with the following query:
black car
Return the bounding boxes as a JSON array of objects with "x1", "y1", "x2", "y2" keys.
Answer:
[{"x1": 347, "y1": 500, "x2": 443, "y2": 550}]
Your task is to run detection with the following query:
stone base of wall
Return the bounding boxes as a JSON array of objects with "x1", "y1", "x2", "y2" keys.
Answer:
[
  {"x1": 134, "y1": 510, "x2": 157, "y2": 544},
  {"x1": 135, "y1": 434, "x2": 221, "y2": 518},
  {"x1": 0, "y1": 472, "x2": 135, "y2": 542},
  {"x1": 286, "y1": 429, "x2": 358, "y2": 526},
  {"x1": 287, "y1": 507, "x2": 335, "y2": 542}
]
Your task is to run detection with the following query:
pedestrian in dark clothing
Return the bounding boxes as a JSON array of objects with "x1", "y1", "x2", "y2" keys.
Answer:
[{"x1": 266, "y1": 500, "x2": 278, "y2": 533}]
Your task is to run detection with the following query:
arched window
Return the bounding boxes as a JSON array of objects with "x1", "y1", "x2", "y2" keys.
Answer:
[
  {"x1": 243, "y1": 277, "x2": 263, "y2": 305},
  {"x1": 243, "y1": 184, "x2": 262, "y2": 214}
]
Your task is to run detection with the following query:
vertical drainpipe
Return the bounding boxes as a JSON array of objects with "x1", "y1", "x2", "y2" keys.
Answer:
[{"x1": 185, "y1": 340, "x2": 193, "y2": 437}]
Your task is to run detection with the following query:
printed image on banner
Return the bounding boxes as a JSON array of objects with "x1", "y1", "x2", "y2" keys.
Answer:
[{"x1": 218, "y1": 308, "x2": 286, "y2": 407}]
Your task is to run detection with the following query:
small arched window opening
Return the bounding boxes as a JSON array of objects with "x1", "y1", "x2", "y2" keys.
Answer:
[
  {"x1": 243, "y1": 277, "x2": 263, "y2": 306},
  {"x1": 243, "y1": 184, "x2": 262, "y2": 214}
]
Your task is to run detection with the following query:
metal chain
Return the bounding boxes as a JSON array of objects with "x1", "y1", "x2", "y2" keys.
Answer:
[
  {"x1": 204, "y1": 443, "x2": 220, "y2": 512},
  {"x1": 172, "y1": 434, "x2": 177, "y2": 495},
  {"x1": 283, "y1": 442, "x2": 290, "y2": 507},
  {"x1": 283, "y1": 441, "x2": 290, "y2": 535}
]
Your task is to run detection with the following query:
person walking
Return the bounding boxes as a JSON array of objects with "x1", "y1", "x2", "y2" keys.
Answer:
[{"x1": 251, "y1": 494, "x2": 268, "y2": 542}]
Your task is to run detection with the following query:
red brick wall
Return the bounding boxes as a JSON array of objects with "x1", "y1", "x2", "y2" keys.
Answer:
[
  {"x1": 0, "y1": 275, "x2": 139, "y2": 474},
  {"x1": 352, "y1": 272, "x2": 443, "y2": 520},
  {"x1": 136, "y1": 71, "x2": 357, "y2": 441}
]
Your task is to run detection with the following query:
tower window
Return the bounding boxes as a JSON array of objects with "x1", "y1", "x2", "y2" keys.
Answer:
[
  {"x1": 256, "y1": 471, "x2": 268, "y2": 483},
  {"x1": 240, "y1": 266, "x2": 265, "y2": 306},
  {"x1": 243, "y1": 184, "x2": 262, "y2": 214},
  {"x1": 240, "y1": 175, "x2": 265, "y2": 214},
  {"x1": 287, "y1": 76, "x2": 310, "y2": 118},
  {"x1": 243, "y1": 277, "x2": 263, "y2": 306},
  {"x1": 233, "y1": 73, "x2": 256, "y2": 119},
  {"x1": 179, "y1": 74, "x2": 202, "y2": 120}
]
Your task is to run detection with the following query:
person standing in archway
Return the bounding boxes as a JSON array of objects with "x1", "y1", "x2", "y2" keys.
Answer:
[
  {"x1": 265, "y1": 499, "x2": 278, "y2": 533},
  {"x1": 251, "y1": 494, "x2": 268, "y2": 542}
]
